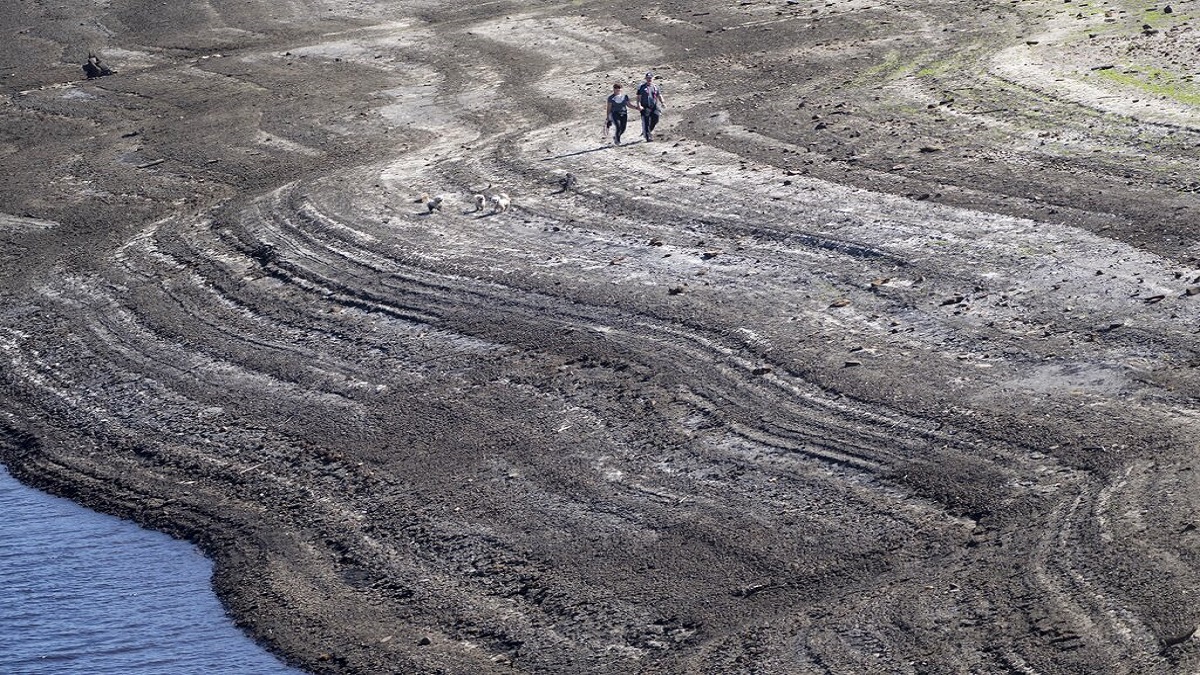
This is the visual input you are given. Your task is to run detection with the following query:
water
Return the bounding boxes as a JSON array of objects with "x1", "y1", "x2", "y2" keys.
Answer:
[{"x1": 0, "y1": 465, "x2": 304, "y2": 675}]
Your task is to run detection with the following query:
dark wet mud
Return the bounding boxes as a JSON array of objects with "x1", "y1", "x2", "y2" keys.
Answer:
[{"x1": 4, "y1": 1, "x2": 1200, "y2": 673}]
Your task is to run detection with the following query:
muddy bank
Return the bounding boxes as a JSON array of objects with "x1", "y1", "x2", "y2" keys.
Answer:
[{"x1": 4, "y1": 1, "x2": 1200, "y2": 673}]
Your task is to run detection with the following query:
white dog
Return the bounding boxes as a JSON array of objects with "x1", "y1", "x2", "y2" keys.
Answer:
[
  {"x1": 472, "y1": 193, "x2": 486, "y2": 212},
  {"x1": 489, "y1": 192, "x2": 510, "y2": 213}
]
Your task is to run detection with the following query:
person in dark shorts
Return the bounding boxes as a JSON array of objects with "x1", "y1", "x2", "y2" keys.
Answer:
[
  {"x1": 606, "y1": 83, "x2": 639, "y2": 145},
  {"x1": 636, "y1": 71, "x2": 665, "y2": 142}
]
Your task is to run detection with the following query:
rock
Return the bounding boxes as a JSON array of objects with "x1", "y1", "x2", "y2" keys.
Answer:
[
  {"x1": 828, "y1": 298, "x2": 850, "y2": 308},
  {"x1": 1185, "y1": 287, "x2": 1200, "y2": 296},
  {"x1": 418, "y1": 636, "x2": 432, "y2": 646}
]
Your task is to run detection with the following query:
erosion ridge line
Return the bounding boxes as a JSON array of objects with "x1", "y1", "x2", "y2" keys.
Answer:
[{"x1": 3, "y1": 0, "x2": 1200, "y2": 673}]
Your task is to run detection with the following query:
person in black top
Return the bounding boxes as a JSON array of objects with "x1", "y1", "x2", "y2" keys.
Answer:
[
  {"x1": 636, "y1": 72, "x2": 665, "y2": 142},
  {"x1": 83, "y1": 53, "x2": 114, "y2": 79},
  {"x1": 606, "y1": 83, "x2": 639, "y2": 146}
]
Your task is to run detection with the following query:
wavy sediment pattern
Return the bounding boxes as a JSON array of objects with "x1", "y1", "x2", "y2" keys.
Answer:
[{"x1": 4, "y1": 1, "x2": 1200, "y2": 673}]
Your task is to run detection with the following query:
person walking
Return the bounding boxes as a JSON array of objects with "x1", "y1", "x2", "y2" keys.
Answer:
[
  {"x1": 637, "y1": 71, "x2": 665, "y2": 142},
  {"x1": 606, "y1": 82, "x2": 639, "y2": 146}
]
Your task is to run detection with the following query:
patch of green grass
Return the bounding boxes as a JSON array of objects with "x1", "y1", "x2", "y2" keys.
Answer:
[
  {"x1": 915, "y1": 45, "x2": 986, "y2": 80},
  {"x1": 853, "y1": 50, "x2": 917, "y2": 84},
  {"x1": 1057, "y1": 1, "x2": 1190, "y2": 41},
  {"x1": 1141, "y1": 8, "x2": 1190, "y2": 25},
  {"x1": 1096, "y1": 65, "x2": 1200, "y2": 106},
  {"x1": 855, "y1": 48, "x2": 975, "y2": 82}
]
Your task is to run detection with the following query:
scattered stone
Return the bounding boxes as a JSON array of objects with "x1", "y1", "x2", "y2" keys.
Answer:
[
  {"x1": 249, "y1": 243, "x2": 277, "y2": 264},
  {"x1": 668, "y1": 286, "x2": 685, "y2": 295},
  {"x1": 844, "y1": 360, "x2": 862, "y2": 367},
  {"x1": 701, "y1": 250, "x2": 721, "y2": 260},
  {"x1": 828, "y1": 298, "x2": 850, "y2": 308},
  {"x1": 649, "y1": 238, "x2": 664, "y2": 246},
  {"x1": 940, "y1": 295, "x2": 965, "y2": 306},
  {"x1": 751, "y1": 367, "x2": 772, "y2": 376},
  {"x1": 1186, "y1": 287, "x2": 1200, "y2": 296},
  {"x1": 734, "y1": 582, "x2": 771, "y2": 597},
  {"x1": 1144, "y1": 294, "x2": 1166, "y2": 304},
  {"x1": 418, "y1": 636, "x2": 432, "y2": 646}
]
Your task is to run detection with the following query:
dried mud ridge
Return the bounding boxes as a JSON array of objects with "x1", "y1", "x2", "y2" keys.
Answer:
[{"x1": 4, "y1": 1, "x2": 1200, "y2": 673}]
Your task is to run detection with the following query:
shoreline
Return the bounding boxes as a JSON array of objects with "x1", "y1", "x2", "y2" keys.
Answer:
[{"x1": 0, "y1": 463, "x2": 300, "y2": 674}]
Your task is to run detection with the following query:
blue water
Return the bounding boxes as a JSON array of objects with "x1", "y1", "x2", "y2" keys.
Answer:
[{"x1": 0, "y1": 465, "x2": 304, "y2": 675}]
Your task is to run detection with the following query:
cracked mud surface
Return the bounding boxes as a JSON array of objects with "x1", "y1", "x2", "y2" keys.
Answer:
[{"x1": 4, "y1": 0, "x2": 1200, "y2": 673}]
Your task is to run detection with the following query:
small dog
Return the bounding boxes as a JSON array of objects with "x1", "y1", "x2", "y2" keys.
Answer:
[
  {"x1": 472, "y1": 194, "x2": 486, "y2": 212},
  {"x1": 558, "y1": 172, "x2": 576, "y2": 192},
  {"x1": 426, "y1": 195, "x2": 443, "y2": 213},
  {"x1": 489, "y1": 192, "x2": 510, "y2": 213}
]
